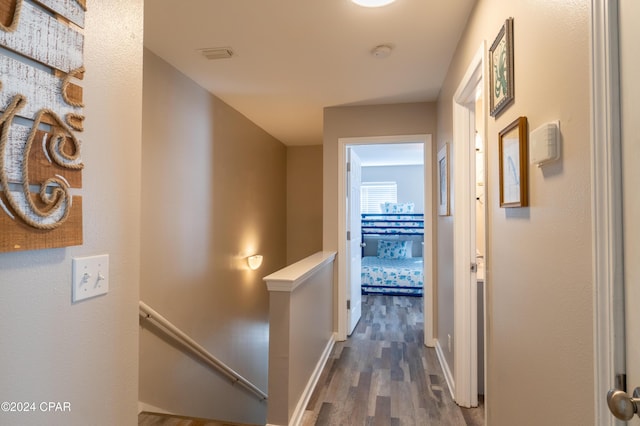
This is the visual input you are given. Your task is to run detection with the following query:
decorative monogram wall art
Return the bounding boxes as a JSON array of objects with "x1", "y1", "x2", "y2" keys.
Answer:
[{"x1": 0, "y1": 0, "x2": 87, "y2": 252}]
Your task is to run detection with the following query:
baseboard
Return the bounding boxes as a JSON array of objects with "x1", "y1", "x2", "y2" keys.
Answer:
[
  {"x1": 288, "y1": 333, "x2": 336, "y2": 426},
  {"x1": 434, "y1": 339, "x2": 455, "y2": 400},
  {"x1": 138, "y1": 401, "x2": 175, "y2": 415}
]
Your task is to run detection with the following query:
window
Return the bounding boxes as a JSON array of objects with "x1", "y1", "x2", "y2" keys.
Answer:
[{"x1": 360, "y1": 182, "x2": 397, "y2": 213}]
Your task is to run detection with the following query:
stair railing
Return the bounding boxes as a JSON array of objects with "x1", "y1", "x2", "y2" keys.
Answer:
[{"x1": 139, "y1": 301, "x2": 267, "y2": 401}]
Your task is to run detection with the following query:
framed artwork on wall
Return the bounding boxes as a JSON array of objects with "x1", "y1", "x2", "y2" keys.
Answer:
[
  {"x1": 437, "y1": 143, "x2": 450, "y2": 216},
  {"x1": 499, "y1": 116, "x2": 528, "y2": 207},
  {"x1": 489, "y1": 17, "x2": 514, "y2": 118},
  {"x1": 0, "y1": 0, "x2": 87, "y2": 252}
]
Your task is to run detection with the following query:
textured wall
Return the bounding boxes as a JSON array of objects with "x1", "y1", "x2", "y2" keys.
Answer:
[
  {"x1": 139, "y1": 50, "x2": 286, "y2": 425},
  {"x1": 286, "y1": 145, "x2": 323, "y2": 264},
  {"x1": 436, "y1": 0, "x2": 593, "y2": 424},
  {"x1": 0, "y1": 1, "x2": 144, "y2": 424}
]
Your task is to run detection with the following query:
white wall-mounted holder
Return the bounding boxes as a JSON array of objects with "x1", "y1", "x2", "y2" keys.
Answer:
[{"x1": 530, "y1": 121, "x2": 560, "y2": 167}]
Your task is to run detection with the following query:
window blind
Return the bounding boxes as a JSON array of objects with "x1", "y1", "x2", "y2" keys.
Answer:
[{"x1": 360, "y1": 182, "x2": 397, "y2": 213}]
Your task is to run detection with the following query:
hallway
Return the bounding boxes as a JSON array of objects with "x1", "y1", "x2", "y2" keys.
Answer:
[{"x1": 302, "y1": 295, "x2": 484, "y2": 425}]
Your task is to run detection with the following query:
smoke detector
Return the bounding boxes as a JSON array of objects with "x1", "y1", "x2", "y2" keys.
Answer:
[
  {"x1": 371, "y1": 44, "x2": 393, "y2": 58},
  {"x1": 199, "y1": 47, "x2": 234, "y2": 60}
]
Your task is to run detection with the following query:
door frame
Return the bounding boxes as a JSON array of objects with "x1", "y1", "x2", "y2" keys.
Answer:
[
  {"x1": 591, "y1": 1, "x2": 625, "y2": 425},
  {"x1": 336, "y1": 134, "x2": 435, "y2": 346},
  {"x1": 451, "y1": 43, "x2": 485, "y2": 408}
]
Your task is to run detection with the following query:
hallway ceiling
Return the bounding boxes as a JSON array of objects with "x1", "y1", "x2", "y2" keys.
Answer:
[{"x1": 144, "y1": 1, "x2": 476, "y2": 146}]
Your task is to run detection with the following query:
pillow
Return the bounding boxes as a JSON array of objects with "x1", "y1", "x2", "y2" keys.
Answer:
[
  {"x1": 377, "y1": 240, "x2": 411, "y2": 259},
  {"x1": 404, "y1": 240, "x2": 413, "y2": 257},
  {"x1": 382, "y1": 202, "x2": 415, "y2": 214}
]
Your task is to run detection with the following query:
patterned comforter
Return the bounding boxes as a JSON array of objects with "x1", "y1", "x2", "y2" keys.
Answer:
[{"x1": 361, "y1": 256, "x2": 423, "y2": 296}]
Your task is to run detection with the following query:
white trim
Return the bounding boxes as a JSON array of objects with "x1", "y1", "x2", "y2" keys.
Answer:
[
  {"x1": 451, "y1": 43, "x2": 484, "y2": 408},
  {"x1": 423, "y1": 135, "x2": 436, "y2": 348},
  {"x1": 435, "y1": 339, "x2": 455, "y2": 400},
  {"x1": 591, "y1": 1, "x2": 626, "y2": 425},
  {"x1": 288, "y1": 334, "x2": 336, "y2": 426},
  {"x1": 137, "y1": 401, "x2": 175, "y2": 415},
  {"x1": 336, "y1": 134, "x2": 434, "y2": 345},
  {"x1": 264, "y1": 251, "x2": 336, "y2": 292}
]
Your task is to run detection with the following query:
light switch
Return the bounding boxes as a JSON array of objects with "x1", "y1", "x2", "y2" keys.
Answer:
[{"x1": 72, "y1": 255, "x2": 109, "y2": 302}]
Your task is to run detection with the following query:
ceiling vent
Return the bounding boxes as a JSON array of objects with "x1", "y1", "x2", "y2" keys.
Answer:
[
  {"x1": 199, "y1": 47, "x2": 234, "y2": 60},
  {"x1": 371, "y1": 44, "x2": 393, "y2": 58}
]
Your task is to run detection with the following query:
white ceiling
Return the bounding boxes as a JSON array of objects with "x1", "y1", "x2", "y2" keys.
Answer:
[{"x1": 144, "y1": 0, "x2": 476, "y2": 146}]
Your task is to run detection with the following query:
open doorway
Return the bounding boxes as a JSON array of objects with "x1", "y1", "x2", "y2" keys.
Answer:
[
  {"x1": 474, "y1": 94, "x2": 486, "y2": 401},
  {"x1": 451, "y1": 44, "x2": 486, "y2": 410},
  {"x1": 337, "y1": 134, "x2": 435, "y2": 346}
]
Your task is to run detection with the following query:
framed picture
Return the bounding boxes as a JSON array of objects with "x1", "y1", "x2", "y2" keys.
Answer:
[
  {"x1": 499, "y1": 116, "x2": 528, "y2": 207},
  {"x1": 437, "y1": 143, "x2": 450, "y2": 216},
  {"x1": 489, "y1": 18, "x2": 514, "y2": 118}
]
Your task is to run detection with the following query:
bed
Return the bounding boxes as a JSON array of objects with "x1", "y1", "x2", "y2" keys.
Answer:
[{"x1": 360, "y1": 203, "x2": 424, "y2": 297}]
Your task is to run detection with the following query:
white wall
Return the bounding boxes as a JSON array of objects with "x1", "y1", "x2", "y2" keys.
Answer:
[
  {"x1": 0, "y1": 1, "x2": 144, "y2": 425},
  {"x1": 437, "y1": 0, "x2": 593, "y2": 424},
  {"x1": 362, "y1": 164, "x2": 425, "y2": 213}
]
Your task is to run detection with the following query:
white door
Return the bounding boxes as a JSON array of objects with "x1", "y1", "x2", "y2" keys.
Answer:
[
  {"x1": 347, "y1": 148, "x2": 362, "y2": 335},
  {"x1": 620, "y1": 0, "x2": 640, "y2": 421},
  {"x1": 606, "y1": 1, "x2": 640, "y2": 422}
]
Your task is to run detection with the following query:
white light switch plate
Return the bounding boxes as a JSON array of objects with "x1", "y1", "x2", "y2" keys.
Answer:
[{"x1": 72, "y1": 255, "x2": 109, "y2": 302}]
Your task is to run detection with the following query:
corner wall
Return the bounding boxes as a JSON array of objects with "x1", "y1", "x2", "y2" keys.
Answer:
[
  {"x1": 436, "y1": 0, "x2": 593, "y2": 424},
  {"x1": 0, "y1": 1, "x2": 144, "y2": 425},
  {"x1": 286, "y1": 145, "x2": 323, "y2": 264}
]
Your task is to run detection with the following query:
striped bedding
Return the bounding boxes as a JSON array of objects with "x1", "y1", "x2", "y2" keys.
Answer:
[{"x1": 361, "y1": 256, "x2": 423, "y2": 296}]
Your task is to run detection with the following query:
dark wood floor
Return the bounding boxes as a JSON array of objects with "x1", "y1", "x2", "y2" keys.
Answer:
[{"x1": 301, "y1": 295, "x2": 484, "y2": 426}]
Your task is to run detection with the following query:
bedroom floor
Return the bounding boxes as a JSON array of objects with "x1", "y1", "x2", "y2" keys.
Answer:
[{"x1": 301, "y1": 295, "x2": 484, "y2": 426}]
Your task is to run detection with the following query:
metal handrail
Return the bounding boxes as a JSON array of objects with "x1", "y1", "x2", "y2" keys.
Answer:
[{"x1": 139, "y1": 301, "x2": 267, "y2": 401}]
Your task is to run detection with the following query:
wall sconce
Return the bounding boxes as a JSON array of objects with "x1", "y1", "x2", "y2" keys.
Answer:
[{"x1": 247, "y1": 255, "x2": 263, "y2": 270}]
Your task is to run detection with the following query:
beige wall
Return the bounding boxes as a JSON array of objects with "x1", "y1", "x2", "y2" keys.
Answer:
[
  {"x1": 139, "y1": 50, "x2": 287, "y2": 424},
  {"x1": 267, "y1": 259, "x2": 334, "y2": 425},
  {"x1": 437, "y1": 0, "x2": 593, "y2": 424},
  {"x1": 286, "y1": 146, "x2": 323, "y2": 264},
  {"x1": 0, "y1": 1, "x2": 144, "y2": 425},
  {"x1": 323, "y1": 102, "x2": 437, "y2": 330}
]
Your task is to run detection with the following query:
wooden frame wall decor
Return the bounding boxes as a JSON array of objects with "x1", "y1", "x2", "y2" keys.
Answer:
[
  {"x1": 437, "y1": 143, "x2": 450, "y2": 216},
  {"x1": 0, "y1": 0, "x2": 87, "y2": 252},
  {"x1": 489, "y1": 17, "x2": 514, "y2": 118},
  {"x1": 499, "y1": 116, "x2": 528, "y2": 207}
]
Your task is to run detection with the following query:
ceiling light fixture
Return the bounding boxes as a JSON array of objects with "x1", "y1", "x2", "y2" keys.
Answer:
[{"x1": 351, "y1": 0, "x2": 396, "y2": 7}]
